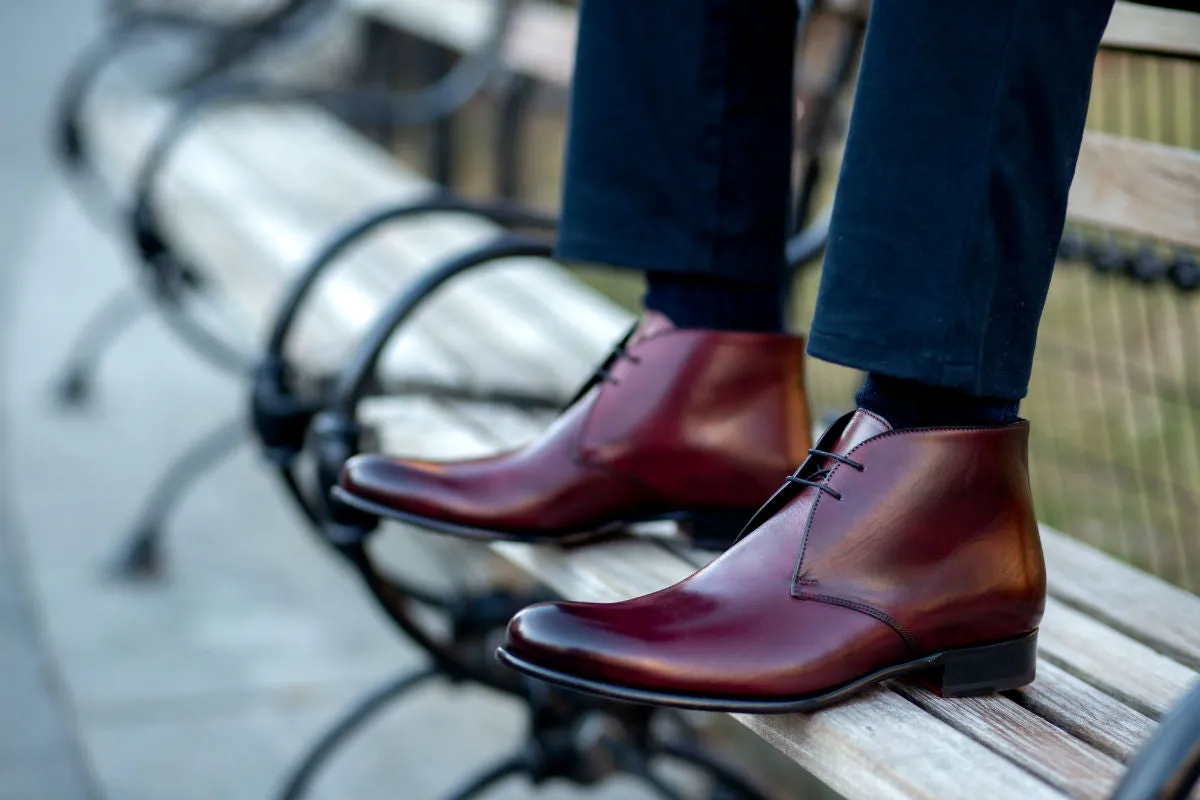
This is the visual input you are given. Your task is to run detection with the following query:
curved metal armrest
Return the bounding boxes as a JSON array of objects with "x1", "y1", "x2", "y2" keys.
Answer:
[
  {"x1": 297, "y1": 236, "x2": 560, "y2": 689},
  {"x1": 55, "y1": 0, "x2": 329, "y2": 177},
  {"x1": 302, "y1": 234, "x2": 554, "y2": 525},
  {"x1": 251, "y1": 195, "x2": 557, "y2": 462},
  {"x1": 1112, "y1": 680, "x2": 1200, "y2": 800},
  {"x1": 126, "y1": 0, "x2": 521, "y2": 256},
  {"x1": 323, "y1": 234, "x2": 555, "y2": 419},
  {"x1": 786, "y1": 206, "x2": 832, "y2": 273}
]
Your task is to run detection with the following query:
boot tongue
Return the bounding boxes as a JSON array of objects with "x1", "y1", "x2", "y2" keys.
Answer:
[
  {"x1": 627, "y1": 311, "x2": 677, "y2": 348},
  {"x1": 828, "y1": 409, "x2": 893, "y2": 454}
]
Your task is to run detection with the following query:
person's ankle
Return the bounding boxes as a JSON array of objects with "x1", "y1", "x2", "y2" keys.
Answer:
[
  {"x1": 855, "y1": 373, "x2": 1019, "y2": 429},
  {"x1": 643, "y1": 272, "x2": 786, "y2": 333}
]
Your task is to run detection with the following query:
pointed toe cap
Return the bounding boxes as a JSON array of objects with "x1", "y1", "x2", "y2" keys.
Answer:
[
  {"x1": 503, "y1": 600, "x2": 677, "y2": 691},
  {"x1": 339, "y1": 453, "x2": 438, "y2": 510},
  {"x1": 505, "y1": 602, "x2": 590, "y2": 663}
]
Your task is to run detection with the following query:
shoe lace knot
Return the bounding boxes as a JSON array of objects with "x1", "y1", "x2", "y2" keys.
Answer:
[{"x1": 785, "y1": 449, "x2": 864, "y2": 500}]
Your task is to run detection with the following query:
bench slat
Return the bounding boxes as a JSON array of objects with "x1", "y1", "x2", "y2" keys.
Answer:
[
  {"x1": 347, "y1": 0, "x2": 576, "y2": 87},
  {"x1": 88, "y1": 95, "x2": 626, "y2": 397},
  {"x1": 200, "y1": 104, "x2": 628, "y2": 373},
  {"x1": 1067, "y1": 130, "x2": 1200, "y2": 249},
  {"x1": 1043, "y1": 526, "x2": 1200, "y2": 671},
  {"x1": 890, "y1": 683, "x2": 1123, "y2": 800},
  {"x1": 1010, "y1": 660, "x2": 1157, "y2": 764},
  {"x1": 1101, "y1": 2, "x2": 1200, "y2": 58},
  {"x1": 1040, "y1": 599, "x2": 1197, "y2": 718}
]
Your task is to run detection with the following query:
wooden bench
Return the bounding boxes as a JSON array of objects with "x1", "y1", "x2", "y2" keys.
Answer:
[{"x1": 77, "y1": 1, "x2": 1200, "y2": 798}]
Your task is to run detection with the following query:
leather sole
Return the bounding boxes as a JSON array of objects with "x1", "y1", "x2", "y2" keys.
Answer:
[
  {"x1": 495, "y1": 630, "x2": 1039, "y2": 714},
  {"x1": 330, "y1": 486, "x2": 753, "y2": 550}
]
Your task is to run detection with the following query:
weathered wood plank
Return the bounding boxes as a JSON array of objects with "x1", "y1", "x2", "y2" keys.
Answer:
[
  {"x1": 1102, "y1": 2, "x2": 1200, "y2": 58},
  {"x1": 347, "y1": 0, "x2": 575, "y2": 86},
  {"x1": 890, "y1": 683, "x2": 1123, "y2": 800},
  {"x1": 87, "y1": 93, "x2": 628, "y2": 399},
  {"x1": 1040, "y1": 599, "x2": 1197, "y2": 718},
  {"x1": 494, "y1": 540, "x2": 1067, "y2": 800},
  {"x1": 1008, "y1": 660, "x2": 1157, "y2": 764},
  {"x1": 196, "y1": 104, "x2": 627, "y2": 376},
  {"x1": 91, "y1": 99, "x2": 464, "y2": 381},
  {"x1": 1044, "y1": 526, "x2": 1200, "y2": 671},
  {"x1": 1068, "y1": 130, "x2": 1200, "y2": 249}
]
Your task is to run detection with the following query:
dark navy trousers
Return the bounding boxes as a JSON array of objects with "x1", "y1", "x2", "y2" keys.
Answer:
[{"x1": 556, "y1": 0, "x2": 1115, "y2": 400}]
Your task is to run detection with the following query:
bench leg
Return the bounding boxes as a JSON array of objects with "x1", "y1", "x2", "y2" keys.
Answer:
[
  {"x1": 275, "y1": 665, "x2": 440, "y2": 800},
  {"x1": 108, "y1": 418, "x2": 246, "y2": 580},
  {"x1": 51, "y1": 288, "x2": 145, "y2": 409}
]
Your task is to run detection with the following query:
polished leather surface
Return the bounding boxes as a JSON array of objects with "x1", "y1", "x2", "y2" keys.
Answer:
[
  {"x1": 339, "y1": 312, "x2": 811, "y2": 538},
  {"x1": 504, "y1": 410, "x2": 1046, "y2": 699}
]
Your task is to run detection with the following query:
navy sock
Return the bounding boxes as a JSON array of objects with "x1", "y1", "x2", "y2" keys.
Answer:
[
  {"x1": 643, "y1": 272, "x2": 786, "y2": 333},
  {"x1": 855, "y1": 373, "x2": 1020, "y2": 429}
]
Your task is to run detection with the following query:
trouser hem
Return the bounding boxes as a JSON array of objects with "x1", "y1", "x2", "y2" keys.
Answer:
[{"x1": 806, "y1": 327, "x2": 1023, "y2": 401}]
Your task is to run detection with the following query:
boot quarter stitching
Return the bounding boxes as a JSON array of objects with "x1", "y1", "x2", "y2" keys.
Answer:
[{"x1": 794, "y1": 591, "x2": 918, "y2": 651}]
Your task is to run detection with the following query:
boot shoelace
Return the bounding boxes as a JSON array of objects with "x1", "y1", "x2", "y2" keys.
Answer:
[
  {"x1": 594, "y1": 345, "x2": 642, "y2": 386},
  {"x1": 785, "y1": 449, "x2": 864, "y2": 500}
]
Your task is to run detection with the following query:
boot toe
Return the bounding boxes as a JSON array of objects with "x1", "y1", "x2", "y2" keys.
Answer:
[
  {"x1": 504, "y1": 600, "x2": 697, "y2": 693},
  {"x1": 505, "y1": 602, "x2": 616, "y2": 681},
  {"x1": 340, "y1": 453, "x2": 420, "y2": 506}
]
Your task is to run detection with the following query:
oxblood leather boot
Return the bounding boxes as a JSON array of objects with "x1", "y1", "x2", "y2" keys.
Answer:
[
  {"x1": 333, "y1": 312, "x2": 812, "y2": 550},
  {"x1": 498, "y1": 409, "x2": 1046, "y2": 712}
]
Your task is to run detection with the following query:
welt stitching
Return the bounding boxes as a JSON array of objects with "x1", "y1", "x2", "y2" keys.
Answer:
[
  {"x1": 797, "y1": 591, "x2": 918, "y2": 651},
  {"x1": 789, "y1": 481, "x2": 826, "y2": 588}
]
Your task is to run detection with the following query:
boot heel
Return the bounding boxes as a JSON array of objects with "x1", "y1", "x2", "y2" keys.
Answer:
[
  {"x1": 683, "y1": 508, "x2": 757, "y2": 551},
  {"x1": 925, "y1": 630, "x2": 1039, "y2": 697}
]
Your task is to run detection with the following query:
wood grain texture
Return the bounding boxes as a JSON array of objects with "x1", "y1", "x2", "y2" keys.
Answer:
[
  {"x1": 1007, "y1": 661, "x2": 1156, "y2": 764},
  {"x1": 86, "y1": 94, "x2": 627, "y2": 392},
  {"x1": 1044, "y1": 526, "x2": 1200, "y2": 671},
  {"x1": 1068, "y1": 130, "x2": 1200, "y2": 249},
  {"x1": 890, "y1": 683, "x2": 1123, "y2": 800},
  {"x1": 1040, "y1": 599, "x2": 1198, "y2": 718}
]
